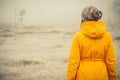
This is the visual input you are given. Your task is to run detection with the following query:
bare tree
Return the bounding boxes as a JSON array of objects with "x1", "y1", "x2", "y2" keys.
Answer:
[{"x1": 18, "y1": 9, "x2": 26, "y2": 27}]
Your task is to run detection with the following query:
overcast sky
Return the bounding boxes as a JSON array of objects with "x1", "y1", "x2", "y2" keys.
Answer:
[{"x1": 0, "y1": 0, "x2": 115, "y2": 26}]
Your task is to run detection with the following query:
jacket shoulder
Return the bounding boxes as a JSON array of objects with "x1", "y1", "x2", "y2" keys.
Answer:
[
  {"x1": 74, "y1": 31, "x2": 81, "y2": 36},
  {"x1": 73, "y1": 31, "x2": 82, "y2": 38},
  {"x1": 104, "y1": 31, "x2": 112, "y2": 39},
  {"x1": 104, "y1": 31, "x2": 113, "y2": 44}
]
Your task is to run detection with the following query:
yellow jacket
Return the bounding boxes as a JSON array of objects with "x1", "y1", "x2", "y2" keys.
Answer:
[{"x1": 66, "y1": 21, "x2": 116, "y2": 80}]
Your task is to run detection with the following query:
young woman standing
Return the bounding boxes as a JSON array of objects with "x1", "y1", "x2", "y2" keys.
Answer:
[{"x1": 66, "y1": 6, "x2": 116, "y2": 80}]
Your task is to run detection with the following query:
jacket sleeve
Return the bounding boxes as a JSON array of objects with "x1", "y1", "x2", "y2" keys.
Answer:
[
  {"x1": 66, "y1": 32, "x2": 80, "y2": 80},
  {"x1": 105, "y1": 34, "x2": 117, "y2": 80}
]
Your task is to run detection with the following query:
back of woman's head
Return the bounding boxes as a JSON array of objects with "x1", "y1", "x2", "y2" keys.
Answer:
[{"x1": 81, "y1": 6, "x2": 102, "y2": 22}]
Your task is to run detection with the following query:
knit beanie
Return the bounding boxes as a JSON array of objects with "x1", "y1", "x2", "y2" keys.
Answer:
[{"x1": 81, "y1": 6, "x2": 102, "y2": 22}]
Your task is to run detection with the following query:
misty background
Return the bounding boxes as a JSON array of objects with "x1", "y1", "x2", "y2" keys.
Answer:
[
  {"x1": 0, "y1": 0, "x2": 120, "y2": 80},
  {"x1": 0, "y1": 0, "x2": 119, "y2": 27}
]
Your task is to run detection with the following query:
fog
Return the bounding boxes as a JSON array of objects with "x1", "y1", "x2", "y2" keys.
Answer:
[
  {"x1": 0, "y1": 0, "x2": 116, "y2": 26},
  {"x1": 0, "y1": 0, "x2": 120, "y2": 80}
]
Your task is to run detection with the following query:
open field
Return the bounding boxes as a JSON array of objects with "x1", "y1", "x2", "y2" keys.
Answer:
[{"x1": 0, "y1": 24, "x2": 120, "y2": 80}]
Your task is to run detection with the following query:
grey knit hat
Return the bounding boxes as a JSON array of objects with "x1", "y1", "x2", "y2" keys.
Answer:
[{"x1": 81, "y1": 6, "x2": 102, "y2": 22}]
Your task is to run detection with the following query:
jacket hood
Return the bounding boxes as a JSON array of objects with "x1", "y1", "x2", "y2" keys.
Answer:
[{"x1": 80, "y1": 21, "x2": 106, "y2": 39}]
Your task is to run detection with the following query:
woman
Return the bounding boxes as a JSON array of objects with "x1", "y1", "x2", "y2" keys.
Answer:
[{"x1": 66, "y1": 6, "x2": 116, "y2": 80}]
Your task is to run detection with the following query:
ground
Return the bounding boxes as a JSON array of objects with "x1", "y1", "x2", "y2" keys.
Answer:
[{"x1": 0, "y1": 24, "x2": 120, "y2": 80}]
